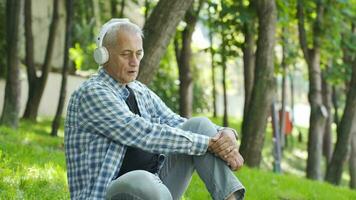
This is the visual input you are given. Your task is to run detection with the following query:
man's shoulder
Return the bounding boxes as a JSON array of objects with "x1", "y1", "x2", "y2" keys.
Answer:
[{"x1": 71, "y1": 74, "x2": 109, "y2": 97}]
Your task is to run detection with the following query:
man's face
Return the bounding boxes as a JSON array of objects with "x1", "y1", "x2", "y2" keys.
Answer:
[{"x1": 105, "y1": 30, "x2": 143, "y2": 84}]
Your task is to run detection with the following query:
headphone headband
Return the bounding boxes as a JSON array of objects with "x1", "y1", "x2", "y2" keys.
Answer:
[{"x1": 96, "y1": 18, "x2": 130, "y2": 47}]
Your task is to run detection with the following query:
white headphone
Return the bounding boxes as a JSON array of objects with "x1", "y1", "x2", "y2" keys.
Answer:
[{"x1": 93, "y1": 18, "x2": 130, "y2": 65}]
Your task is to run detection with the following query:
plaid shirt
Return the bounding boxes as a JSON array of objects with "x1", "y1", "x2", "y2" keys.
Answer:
[{"x1": 65, "y1": 68, "x2": 210, "y2": 199}]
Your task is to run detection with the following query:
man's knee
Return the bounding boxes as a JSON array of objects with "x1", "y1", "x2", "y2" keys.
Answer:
[
  {"x1": 106, "y1": 170, "x2": 172, "y2": 200},
  {"x1": 181, "y1": 117, "x2": 217, "y2": 137}
]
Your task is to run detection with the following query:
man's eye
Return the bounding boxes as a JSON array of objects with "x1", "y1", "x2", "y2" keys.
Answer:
[{"x1": 121, "y1": 53, "x2": 130, "y2": 57}]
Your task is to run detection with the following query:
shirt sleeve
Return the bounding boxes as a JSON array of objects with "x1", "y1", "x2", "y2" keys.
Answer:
[
  {"x1": 146, "y1": 84, "x2": 222, "y2": 134},
  {"x1": 78, "y1": 84, "x2": 209, "y2": 155},
  {"x1": 147, "y1": 87, "x2": 187, "y2": 127}
]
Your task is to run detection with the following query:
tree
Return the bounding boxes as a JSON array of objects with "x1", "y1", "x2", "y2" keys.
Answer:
[
  {"x1": 322, "y1": 66, "x2": 333, "y2": 163},
  {"x1": 279, "y1": 30, "x2": 288, "y2": 147},
  {"x1": 220, "y1": 29, "x2": 229, "y2": 127},
  {"x1": 297, "y1": 0, "x2": 326, "y2": 180},
  {"x1": 110, "y1": 0, "x2": 118, "y2": 17},
  {"x1": 51, "y1": 0, "x2": 73, "y2": 136},
  {"x1": 332, "y1": 86, "x2": 340, "y2": 126},
  {"x1": 137, "y1": 0, "x2": 194, "y2": 84},
  {"x1": 350, "y1": 130, "x2": 356, "y2": 189},
  {"x1": 325, "y1": 23, "x2": 356, "y2": 185},
  {"x1": 175, "y1": 0, "x2": 205, "y2": 118},
  {"x1": 239, "y1": 0, "x2": 277, "y2": 167},
  {"x1": 110, "y1": 0, "x2": 126, "y2": 18},
  {"x1": 241, "y1": 1, "x2": 256, "y2": 122},
  {"x1": 207, "y1": 3, "x2": 217, "y2": 118},
  {"x1": 92, "y1": 0, "x2": 101, "y2": 29},
  {"x1": 0, "y1": 0, "x2": 22, "y2": 128},
  {"x1": 0, "y1": 0, "x2": 6, "y2": 79},
  {"x1": 119, "y1": 0, "x2": 126, "y2": 18},
  {"x1": 143, "y1": 0, "x2": 153, "y2": 21},
  {"x1": 23, "y1": 0, "x2": 60, "y2": 121}
]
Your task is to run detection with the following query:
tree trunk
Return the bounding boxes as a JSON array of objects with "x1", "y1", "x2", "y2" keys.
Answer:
[
  {"x1": 240, "y1": 0, "x2": 277, "y2": 167},
  {"x1": 177, "y1": 28, "x2": 194, "y2": 118},
  {"x1": 176, "y1": 0, "x2": 204, "y2": 118},
  {"x1": 279, "y1": 31, "x2": 288, "y2": 148},
  {"x1": 280, "y1": 64, "x2": 287, "y2": 148},
  {"x1": 0, "y1": 1, "x2": 6, "y2": 79},
  {"x1": 322, "y1": 69, "x2": 333, "y2": 163},
  {"x1": 242, "y1": 4, "x2": 256, "y2": 121},
  {"x1": 297, "y1": 0, "x2": 326, "y2": 180},
  {"x1": 119, "y1": 0, "x2": 125, "y2": 18},
  {"x1": 92, "y1": 0, "x2": 101, "y2": 29},
  {"x1": 350, "y1": 130, "x2": 356, "y2": 189},
  {"x1": 325, "y1": 63, "x2": 356, "y2": 185},
  {"x1": 221, "y1": 32, "x2": 228, "y2": 127},
  {"x1": 144, "y1": 0, "x2": 151, "y2": 21},
  {"x1": 325, "y1": 25, "x2": 356, "y2": 185},
  {"x1": 305, "y1": 50, "x2": 325, "y2": 180},
  {"x1": 289, "y1": 72, "x2": 295, "y2": 126},
  {"x1": 111, "y1": 0, "x2": 118, "y2": 17},
  {"x1": 208, "y1": 5, "x2": 217, "y2": 118},
  {"x1": 51, "y1": 0, "x2": 73, "y2": 136},
  {"x1": 137, "y1": 0, "x2": 194, "y2": 85},
  {"x1": 332, "y1": 86, "x2": 340, "y2": 126},
  {"x1": 1, "y1": 0, "x2": 22, "y2": 128},
  {"x1": 23, "y1": 0, "x2": 59, "y2": 121}
]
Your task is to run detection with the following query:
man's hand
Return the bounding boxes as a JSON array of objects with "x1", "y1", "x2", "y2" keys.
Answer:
[{"x1": 208, "y1": 129, "x2": 244, "y2": 171}]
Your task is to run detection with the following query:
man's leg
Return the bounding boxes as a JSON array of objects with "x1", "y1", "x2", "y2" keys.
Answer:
[
  {"x1": 159, "y1": 117, "x2": 245, "y2": 200},
  {"x1": 106, "y1": 170, "x2": 172, "y2": 200}
]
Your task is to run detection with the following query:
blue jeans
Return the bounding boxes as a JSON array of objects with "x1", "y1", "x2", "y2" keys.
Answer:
[{"x1": 106, "y1": 117, "x2": 245, "y2": 200}]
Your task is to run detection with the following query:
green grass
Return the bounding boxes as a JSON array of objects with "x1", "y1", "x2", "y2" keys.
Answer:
[
  {"x1": 1, "y1": 119, "x2": 356, "y2": 199},
  {"x1": 0, "y1": 119, "x2": 68, "y2": 200},
  {"x1": 184, "y1": 168, "x2": 356, "y2": 200}
]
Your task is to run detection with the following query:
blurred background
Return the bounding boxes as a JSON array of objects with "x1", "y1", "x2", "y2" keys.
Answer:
[{"x1": 0, "y1": 0, "x2": 355, "y2": 199}]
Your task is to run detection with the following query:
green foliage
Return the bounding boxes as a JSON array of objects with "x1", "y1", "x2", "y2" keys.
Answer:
[
  {"x1": 149, "y1": 42, "x2": 180, "y2": 113},
  {"x1": 320, "y1": 0, "x2": 355, "y2": 85},
  {"x1": 276, "y1": 0, "x2": 299, "y2": 68},
  {"x1": 69, "y1": 42, "x2": 96, "y2": 71},
  {"x1": 70, "y1": 0, "x2": 98, "y2": 71},
  {"x1": 70, "y1": 24, "x2": 97, "y2": 71},
  {"x1": 203, "y1": 0, "x2": 245, "y2": 60}
]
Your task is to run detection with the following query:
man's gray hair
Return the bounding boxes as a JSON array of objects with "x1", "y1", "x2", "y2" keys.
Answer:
[{"x1": 103, "y1": 22, "x2": 143, "y2": 49}]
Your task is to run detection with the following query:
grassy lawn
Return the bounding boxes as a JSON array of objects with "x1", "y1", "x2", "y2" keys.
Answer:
[{"x1": 1, "y1": 119, "x2": 356, "y2": 199}]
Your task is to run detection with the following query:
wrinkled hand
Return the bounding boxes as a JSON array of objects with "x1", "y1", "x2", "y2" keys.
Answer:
[{"x1": 208, "y1": 130, "x2": 244, "y2": 171}]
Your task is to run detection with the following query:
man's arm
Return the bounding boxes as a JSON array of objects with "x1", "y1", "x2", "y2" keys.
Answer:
[
  {"x1": 147, "y1": 88, "x2": 187, "y2": 126},
  {"x1": 79, "y1": 84, "x2": 210, "y2": 156}
]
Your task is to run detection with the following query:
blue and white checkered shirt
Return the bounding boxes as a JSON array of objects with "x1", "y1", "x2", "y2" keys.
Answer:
[{"x1": 65, "y1": 68, "x2": 210, "y2": 199}]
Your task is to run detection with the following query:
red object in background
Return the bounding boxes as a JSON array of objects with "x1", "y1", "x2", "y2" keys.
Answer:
[{"x1": 279, "y1": 110, "x2": 293, "y2": 135}]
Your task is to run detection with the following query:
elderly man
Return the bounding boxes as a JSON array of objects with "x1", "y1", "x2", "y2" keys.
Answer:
[{"x1": 65, "y1": 18, "x2": 245, "y2": 200}]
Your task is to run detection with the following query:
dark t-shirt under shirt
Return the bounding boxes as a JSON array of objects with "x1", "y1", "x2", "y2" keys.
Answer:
[{"x1": 117, "y1": 86, "x2": 159, "y2": 178}]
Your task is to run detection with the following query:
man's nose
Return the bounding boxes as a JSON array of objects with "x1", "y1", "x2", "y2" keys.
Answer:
[{"x1": 129, "y1": 54, "x2": 140, "y2": 66}]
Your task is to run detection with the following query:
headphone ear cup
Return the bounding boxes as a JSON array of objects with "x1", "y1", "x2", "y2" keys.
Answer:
[{"x1": 93, "y1": 47, "x2": 109, "y2": 65}]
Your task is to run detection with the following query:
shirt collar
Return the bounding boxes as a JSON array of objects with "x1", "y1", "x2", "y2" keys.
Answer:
[{"x1": 97, "y1": 67, "x2": 144, "y2": 96}]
